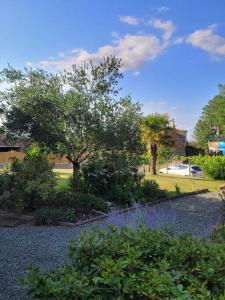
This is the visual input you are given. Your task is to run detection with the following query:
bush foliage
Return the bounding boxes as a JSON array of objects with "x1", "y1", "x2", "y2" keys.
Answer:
[
  {"x1": 34, "y1": 207, "x2": 76, "y2": 225},
  {"x1": 190, "y1": 155, "x2": 225, "y2": 180},
  {"x1": 81, "y1": 153, "x2": 142, "y2": 194},
  {"x1": 23, "y1": 226, "x2": 225, "y2": 299},
  {"x1": 0, "y1": 146, "x2": 56, "y2": 212},
  {"x1": 81, "y1": 154, "x2": 165, "y2": 205},
  {"x1": 51, "y1": 191, "x2": 109, "y2": 215}
]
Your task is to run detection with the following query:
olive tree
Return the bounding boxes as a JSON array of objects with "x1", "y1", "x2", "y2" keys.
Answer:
[{"x1": 0, "y1": 57, "x2": 142, "y2": 191}]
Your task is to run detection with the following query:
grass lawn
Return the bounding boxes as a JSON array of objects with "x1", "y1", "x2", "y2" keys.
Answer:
[
  {"x1": 146, "y1": 173, "x2": 224, "y2": 194},
  {"x1": 53, "y1": 169, "x2": 72, "y2": 190},
  {"x1": 54, "y1": 168, "x2": 224, "y2": 194}
]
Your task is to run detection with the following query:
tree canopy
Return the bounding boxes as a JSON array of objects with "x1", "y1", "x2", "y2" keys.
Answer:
[
  {"x1": 140, "y1": 113, "x2": 174, "y2": 174},
  {"x1": 0, "y1": 57, "x2": 142, "y2": 191},
  {"x1": 194, "y1": 85, "x2": 225, "y2": 149}
]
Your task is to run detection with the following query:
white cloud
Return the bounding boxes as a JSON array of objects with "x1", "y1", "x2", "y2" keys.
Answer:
[
  {"x1": 156, "y1": 6, "x2": 170, "y2": 13},
  {"x1": 143, "y1": 101, "x2": 166, "y2": 108},
  {"x1": 186, "y1": 25, "x2": 225, "y2": 56},
  {"x1": 149, "y1": 19, "x2": 176, "y2": 41},
  {"x1": 37, "y1": 31, "x2": 173, "y2": 71},
  {"x1": 133, "y1": 71, "x2": 141, "y2": 76},
  {"x1": 26, "y1": 61, "x2": 33, "y2": 67},
  {"x1": 119, "y1": 15, "x2": 140, "y2": 26},
  {"x1": 173, "y1": 36, "x2": 184, "y2": 44},
  {"x1": 111, "y1": 31, "x2": 120, "y2": 39},
  {"x1": 31, "y1": 18, "x2": 176, "y2": 72},
  {"x1": 58, "y1": 52, "x2": 65, "y2": 58}
]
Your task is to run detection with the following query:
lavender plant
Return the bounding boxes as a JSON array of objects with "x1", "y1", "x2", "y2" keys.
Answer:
[{"x1": 104, "y1": 201, "x2": 222, "y2": 238}]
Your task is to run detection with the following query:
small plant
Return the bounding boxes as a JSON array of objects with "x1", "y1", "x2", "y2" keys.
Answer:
[
  {"x1": 141, "y1": 179, "x2": 166, "y2": 201},
  {"x1": 34, "y1": 207, "x2": 62, "y2": 226},
  {"x1": 212, "y1": 225, "x2": 225, "y2": 242},
  {"x1": 174, "y1": 183, "x2": 181, "y2": 194},
  {"x1": 63, "y1": 208, "x2": 76, "y2": 222}
]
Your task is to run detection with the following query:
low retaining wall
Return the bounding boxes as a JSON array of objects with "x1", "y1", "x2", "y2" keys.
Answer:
[{"x1": 74, "y1": 188, "x2": 209, "y2": 227}]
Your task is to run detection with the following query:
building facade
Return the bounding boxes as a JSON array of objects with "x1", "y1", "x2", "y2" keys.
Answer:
[{"x1": 173, "y1": 129, "x2": 187, "y2": 156}]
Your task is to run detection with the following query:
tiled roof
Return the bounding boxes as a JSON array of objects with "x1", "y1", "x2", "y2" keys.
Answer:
[{"x1": 176, "y1": 128, "x2": 187, "y2": 132}]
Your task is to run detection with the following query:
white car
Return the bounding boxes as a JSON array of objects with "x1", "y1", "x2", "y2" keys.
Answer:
[{"x1": 159, "y1": 164, "x2": 204, "y2": 177}]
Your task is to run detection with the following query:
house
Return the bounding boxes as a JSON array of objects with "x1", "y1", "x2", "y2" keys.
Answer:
[
  {"x1": 208, "y1": 137, "x2": 225, "y2": 155},
  {"x1": 173, "y1": 128, "x2": 187, "y2": 156}
]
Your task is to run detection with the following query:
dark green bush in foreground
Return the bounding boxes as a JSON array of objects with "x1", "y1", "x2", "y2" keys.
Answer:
[
  {"x1": 190, "y1": 155, "x2": 225, "y2": 180},
  {"x1": 23, "y1": 226, "x2": 225, "y2": 299}
]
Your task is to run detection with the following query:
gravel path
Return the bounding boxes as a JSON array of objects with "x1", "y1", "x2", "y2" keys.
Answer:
[{"x1": 0, "y1": 192, "x2": 223, "y2": 300}]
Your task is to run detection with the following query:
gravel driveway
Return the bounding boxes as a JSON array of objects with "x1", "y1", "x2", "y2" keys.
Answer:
[{"x1": 0, "y1": 192, "x2": 223, "y2": 300}]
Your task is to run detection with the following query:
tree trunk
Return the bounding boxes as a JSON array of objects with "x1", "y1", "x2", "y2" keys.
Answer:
[
  {"x1": 72, "y1": 161, "x2": 80, "y2": 193},
  {"x1": 150, "y1": 144, "x2": 157, "y2": 175}
]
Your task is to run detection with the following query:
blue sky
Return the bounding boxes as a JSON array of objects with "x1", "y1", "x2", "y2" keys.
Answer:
[{"x1": 1, "y1": 0, "x2": 225, "y2": 139}]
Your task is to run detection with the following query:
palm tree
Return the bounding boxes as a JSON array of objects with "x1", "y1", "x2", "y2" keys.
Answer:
[{"x1": 140, "y1": 113, "x2": 175, "y2": 175}]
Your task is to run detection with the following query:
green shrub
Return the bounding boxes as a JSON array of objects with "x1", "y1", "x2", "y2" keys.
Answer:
[
  {"x1": 212, "y1": 226, "x2": 225, "y2": 243},
  {"x1": 70, "y1": 193, "x2": 109, "y2": 214},
  {"x1": 23, "y1": 226, "x2": 225, "y2": 299},
  {"x1": 81, "y1": 154, "x2": 143, "y2": 196},
  {"x1": 0, "y1": 173, "x2": 14, "y2": 195},
  {"x1": 0, "y1": 191, "x2": 13, "y2": 209},
  {"x1": 63, "y1": 208, "x2": 76, "y2": 222},
  {"x1": 81, "y1": 155, "x2": 167, "y2": 205},
  {"x1": 1, "y1": 145, "x2": 56, "y2": 212},
  {"x1": 50, "y1": 190, "x2": 109, "y2": 215},
  {"x1": 190, "y1": 155, "x2": 225, "y2": 179},
  {"x1": 56, "y1": 177, "x2": 72, "y2": 192},
  {"x1": 34, "y1": 207, "x2": 63, "y2": 225},
  {"x1": 34, "y1": 207, "x2": 77, "y2": 225},
  {"x1": 141, "y1": 179, "x2": 166, "y2": 201},
  {"x1": 108, "y1": 180, "x2": 141, "y2": 205},
  {"x1": 107, "y1": 180, "x2": 166, "y2": 205},
  {"x1": 109, "y1": 184, "x2": 133, "y2": 204}
]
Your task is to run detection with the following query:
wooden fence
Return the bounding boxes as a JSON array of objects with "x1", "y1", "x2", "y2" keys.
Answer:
[{"x1": 0, "y1": 152, "x2": 70, "y2": 164}]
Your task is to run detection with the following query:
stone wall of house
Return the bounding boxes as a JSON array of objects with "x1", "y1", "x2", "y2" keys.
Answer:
[{"x1": 173, "y1": 130, "x2": 187, "y2": 156}]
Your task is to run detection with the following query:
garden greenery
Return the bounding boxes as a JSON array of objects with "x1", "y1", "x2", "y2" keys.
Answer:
[
  {"x1": 0, "y1": 145, "x2": 56, "y2": 212},
  {"x1": 190, "y1": 155, "x2": 225, "y2": 180},
  {"x1": 81, "y1": 154, "x2": 166, "y2": 205},
  {"x1": 23, "y1": 226, "x2": 225, "y2": 299}
]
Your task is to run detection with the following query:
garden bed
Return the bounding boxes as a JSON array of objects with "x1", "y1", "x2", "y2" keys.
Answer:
[
  {"x1": 1, "y1": 189, "x2": 209, "y2": 227},
  {"x1": 0, "y1": 210, "x2": 33, "y2": 227},
  {"x1": 75, "y1": 188, "x2": 210, "y2": 226}
]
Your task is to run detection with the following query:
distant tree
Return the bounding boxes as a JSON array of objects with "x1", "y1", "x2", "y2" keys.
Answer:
[
  {"x1": 140, "y1": 113, "x2": 175, "y2": 175},
  {"x1": 0, "y1": 57, "x2": 142, "y2": 192},
  {"x1": 158, "y1": 145, "x2": 174, "y2": 164},
  {"x1": 194, "y1": 85, "x2": 225, "y2": 149}
]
